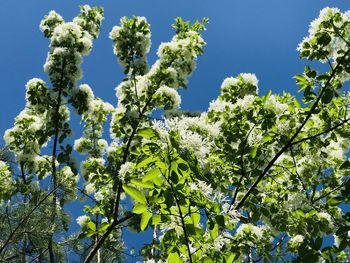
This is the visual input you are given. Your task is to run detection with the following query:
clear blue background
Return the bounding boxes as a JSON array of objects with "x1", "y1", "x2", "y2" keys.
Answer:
[{"x1": 0, "y1": 0, "x2": 349, "y2": 259}]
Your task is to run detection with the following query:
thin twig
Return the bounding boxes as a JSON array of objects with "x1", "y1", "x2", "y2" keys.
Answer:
[{"x1": 235, "y1": 47, "x2": 350, "y2": 210}]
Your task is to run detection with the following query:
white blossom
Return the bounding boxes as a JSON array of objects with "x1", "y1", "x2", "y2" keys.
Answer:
[
  {"x1": 240, "y1": 73, "x2": 259, "y2": 87},
  {"x1": 76, "y1": 215, "x2": 89, "y2": 227},
  {"x1": 94, "y1": 191, "x2": 104, "y2": 202},
  {"x1": 85, "y1": 183, "x2": 95, "y2": 194},
  {"x1": 119, "y1": 162, "x2": 135, "y2": 182},
  {"x1": 290, "y1": 234, "x2": 304, "y2": 244},
  {"x1": 155, "y1": 85, "x2": 181, "y2": 109}
]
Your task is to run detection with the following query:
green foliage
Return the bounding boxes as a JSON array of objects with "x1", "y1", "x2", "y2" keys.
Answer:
[{"x1": 2, "y1": 5, "x2": 350, "y2": 263}]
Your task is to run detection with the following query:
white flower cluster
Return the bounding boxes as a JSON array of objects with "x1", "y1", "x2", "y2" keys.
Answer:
[
  {"x1": 109, "y1": 16, "x2": 151, "y2": 74},
  {"x1": 80, "y1": 157, "x2": 105, "y2": 180},
  {"x1": 39, "y1": 11, "x2": 64, "y2": 37},
  {"x1": 235, "y1": 94, "x2": 256, "y2": 111},
  {"x1": 76, "y1": 215, "x2": 89, "y2": 227},
  {"x1": 73, "y1": 5, "x2": 104, "y2": 39},
  {"x1": 42, "y1": 6, "x2": 103, "y2": 90},
  {"x1": 324, "y1": 138, "x2": 347, "y2": 161},
  {"x1": 4, "y1": 106, "x2": 47, "y2": 165},
  {"x1": 156, "y1": 29, "x2": 205, "y2": 87},
  {"x1": 208, "y1": 99, "x2": 234, "y2": 114},
  {"x1": 285, "y1": 192, "x2": 312, "y2": 211},
  {"x1": 154, "y1": 85, "x2": 181, "y2": 109},
  {"x1": 143, "y1": 259, "x2": 164, "y2": 263},
  {"x1": 118, "y1": 162, "x2": 135, "y2": 183},
  {"x1": 189, "y1": 180, "x2": 213, "y2": 200},
  {"x1": 219, "y1": 73, "x2": 259, "y2": 103},
  {"x1": 74, "y1": 84, "x2": 114, "y2": 157},
  {"x1": 59, "y1": 166, "x2": 79, "y2": 194},
  {"x1": 297, "y1": 7, "x2": 350, "y2": 81},
  {"x1": 247, "y1": 128, "x2": 263, "y2": 146},
  {"x1": 195, "y1": 231, "x2": 233, "y2": 256},
  {"x1": 94, "y1": 191, "x2": 104, "y2": 202},
  {"x1": 0, "y1": 161, "x2": 13, "y2": 198},
  {"x1": 265, "y1": 95, "x2": 289, "y2": 116},
  {"x1": 25, "y1": 78, "x2": 52, "y2": 112},
  {"x1": 79, "y1": 84, "x2": 94, "y2": 101},
  {"x1": 85, "y1": 182, "x2": 95, "y2": 194},
  {"x1": 236, "y1": 223, "x2": 268, "y2": 240},
  {"x1": 318, "y1": 212, "x2": 334, "y2": 228},
  {"x1": 290, "y1": 234, "x2": 304, "y2": 244},
  {"x1": 33, "y1": 155, "x2": 53, "y2": 179},
  {"x1": 159, "y1": 215, "x2": 183, "y2": 237},
  {"x1": 176, "y1": 128, "x2": 209, "y2": 165},
  {"x1": 110, "y1": 24, "x2": 206, "y2": 140},
  {"x1": 221, "y1": 203, "x2": 240, "y2": 226},
  {"x1": 73, "y1": 137, "x2": 91, "y2": 155},
  {"x1": 240, "y1": 73, "x2": 259, "y2": 87}
]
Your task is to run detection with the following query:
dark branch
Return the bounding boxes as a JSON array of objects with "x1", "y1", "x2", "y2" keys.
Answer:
[{"x1": 235, "y1": 48, "x2": 350, "y2": 210}]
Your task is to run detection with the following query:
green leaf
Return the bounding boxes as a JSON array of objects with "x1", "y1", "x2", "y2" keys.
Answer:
[
  {"x1": 136, "y1": 156, "x2": 158, "y2": 169},
  {"x1": 295, "y1": 210, "x2": 305, "y2": 218},
  {"x1": 263, "y1": 89, "x2": 272, "y2": 104},
  {"x1": 294, "y1": 74, "x2": 307, "y2": 85},
  {"x1": 339, "y1": 159, "x2": 350, "y2": 170},
  {"x1": 294, "y1": 98, "x2": 301, "y2": 109},
  {"x1": 98, "y1": 222, "x2": 109, "y2": 234},
  {"x1": 152, "y1": 215, "x2": 162, "y2": 225},
  {"x1": 336, "y1": 225, "x2": 350, "y2": 235},
  {"x1": 140, "y1": 211, "x2": 152, "y2": 231},
  {"x1": 306, "y1": 210, "x2": 317, "y2": 218},
  {"x1": 191, "y1": 212, "x2": 200, "y2": 226},
  {"x1": 133, "y1": 204, "x2": 148, "y2": 214},
  {"x1": 226, "y1": 253, "x2": 236, "y2": 263},
  {"x1": 86, "y1": 229, "x2": 95, "y2": 237},
  {"x1": 142, "y1": 142, "x2": 160, "y2": 155},
  {"x1": 138, "y1": 128, "x2": 158, "y2": 139},
  {"x1": 209, "y1": 221, "x2": 218, "y2": 239},
  {"x1": 143, "y1": 168, "x2": 162, "y2": 186},
  {"x1": 215, "y1": 215, "x2": 225, "y2": 228},
  {"x1": 321, "y1": 88, "x2": 334, "y2": 104},
  {"x1": 251, "y1": 145, "x2": 258, "y2": 158},
  {"x1": 167, "y1": 252, "x2": 182, "y2": 263},
  {"x1": 131, "y1": 178, "x2": 154, "y2": 189},
  {"x1": 87, "y1": 221, "x2": 96, "y2": 231},
  {"x1": 314, "y1": 237, "x2": 323, "y2": 250},
  {"x1": 328, "y1": 196, "x2": 343, "y2": 206},
  {"x1": 123, "y1": 185, "x2": 147, "y2": 204}
]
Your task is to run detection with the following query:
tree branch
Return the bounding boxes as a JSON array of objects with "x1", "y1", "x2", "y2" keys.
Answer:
[
  {"x1": 83, "y1": 213, "x2": 135, "y2": 262},
  {"x1": 0, "y1": 185, "x2": 60, "y2": 255},
  {"x1": 229, "y1": 126, "x2": 255, "y2": 210},
  {"x1": 235, "y1": 47, "x2": 350, "y2": 210},
  {"x1": 290, "y1": 118, "x2": 350, "y2": 146},
  {"x1": 165, "y1": 152, "x2": 193, "y2": 263}
]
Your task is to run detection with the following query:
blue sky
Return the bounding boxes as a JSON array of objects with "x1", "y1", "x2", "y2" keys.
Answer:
[
  {"x1": 0, "y1": 0, "x2": 349, "y2": 258},
  {"x1": 1, "y1": 0, "x2": 349, "y2": 127}
]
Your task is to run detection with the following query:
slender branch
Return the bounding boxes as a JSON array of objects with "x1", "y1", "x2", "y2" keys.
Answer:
[
  {"x1": 28, "y1": 248, "x2": 49, "y2": 263},
  {"x1": 290, "y1": 148, "x2": 309, "y2": 199},
  {"x1": 51, "y1": 58, "x2": 66, "y2": 189},
  {"x1": 85, "y1": 95, "x2": 149, "y2": 263},
  {"x1": 229, "y1": 126, "x2": 255, "y2": 210},
  {"x1": 311, "y1": 183, "x2": 317, "y2": 203},
  {"x1": 83, "y1": 213, "x2": 135, "y2": 263},
  {"x1": 166, "y1": 158, "x2": 193, "y2": 263},
  {"x1": 0, "y1": 185, "x2": 60, "y2": 254},
  {"x1": 84, "y1": 58, "x2": 176, "y2": 262},
  {"x1": 290, "y1": 118, "x2": 350, "y2": 146},
  {"x1": 312, "y1": 178, "x2": 349, "y2": 203},
  {"x1": 48, "y1": 58, "x2": 66, "y2": 263},
  {"x1": 235, "y1": 47, "x2": 350, "y2": 210}
]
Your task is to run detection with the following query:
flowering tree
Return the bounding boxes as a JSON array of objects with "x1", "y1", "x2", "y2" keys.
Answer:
[{"x1": 1, "y1": 5, "x2": 350, "y2": 262}]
